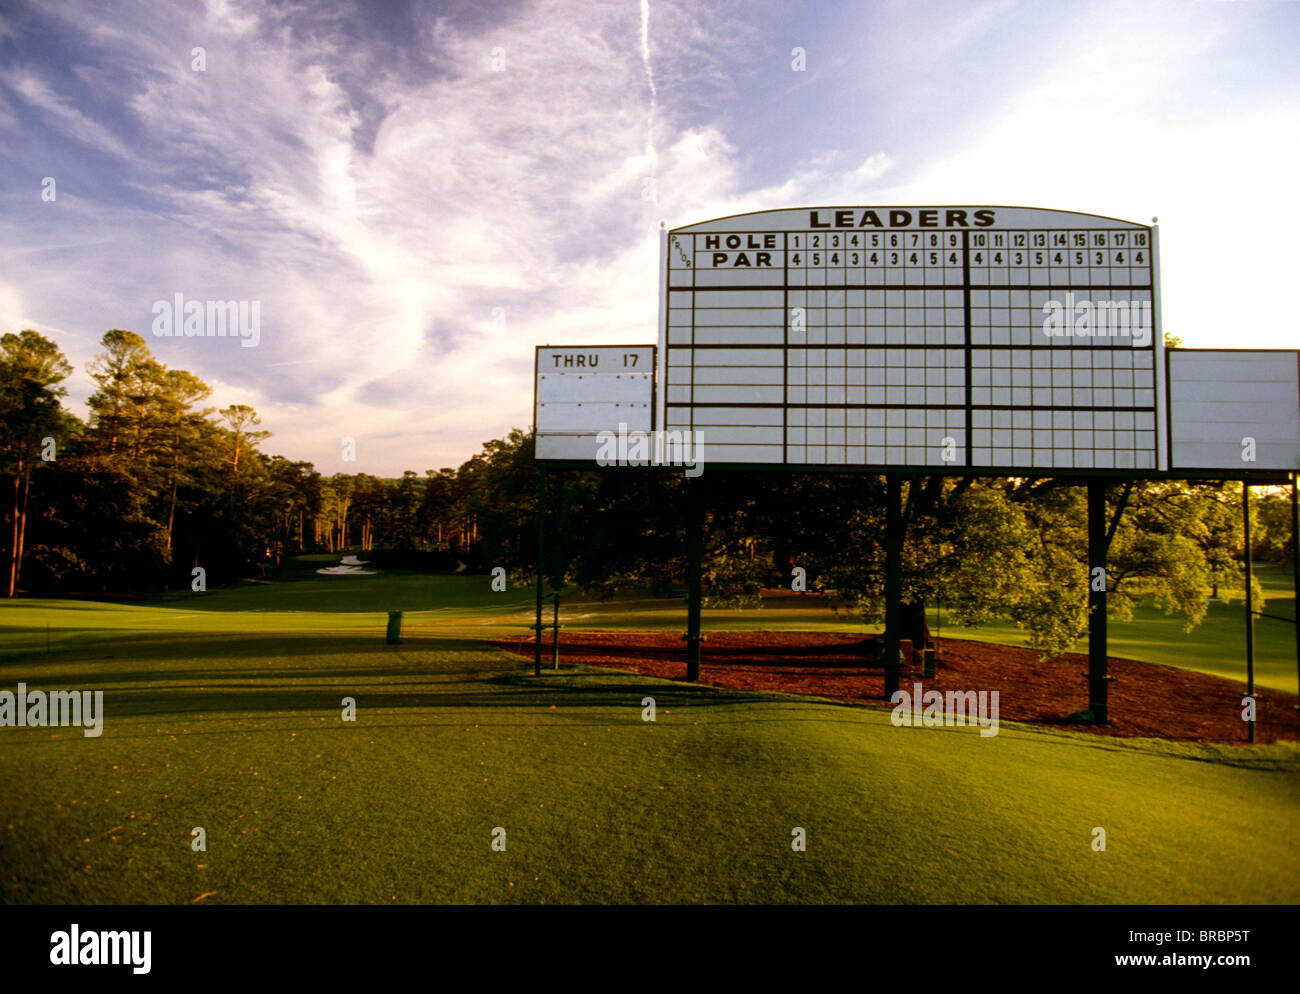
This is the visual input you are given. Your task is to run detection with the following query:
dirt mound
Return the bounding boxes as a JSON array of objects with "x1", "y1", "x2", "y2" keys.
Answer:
[{"x1": 493, "y1": 630, "x2": 1300, "y2": 745}]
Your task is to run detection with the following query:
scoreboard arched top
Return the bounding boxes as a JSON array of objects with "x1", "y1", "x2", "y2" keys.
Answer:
[{"x1": 671, "y1": 205, "x2": 1152, "y2": 235}]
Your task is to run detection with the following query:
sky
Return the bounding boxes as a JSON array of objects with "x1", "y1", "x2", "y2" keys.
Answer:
[{"x1": 1, "y1": 0, "x2": 1297, "y2": 476}]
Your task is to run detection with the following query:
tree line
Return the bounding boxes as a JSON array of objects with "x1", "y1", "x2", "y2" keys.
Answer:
[
  {"x1": 0, "y1": 329, "x2": 504, "y2": 595},
  {"x1": 3, "y1": 327, "x2": 1293, "y2": 656}
]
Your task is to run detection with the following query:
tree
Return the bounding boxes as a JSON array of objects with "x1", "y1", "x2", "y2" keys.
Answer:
[
  {"x1": 0, "y1": 331, "x2": 74, "y2": 596},
  {"x1": 218, "y1": 404, "x2": 271, "y2": 477}
]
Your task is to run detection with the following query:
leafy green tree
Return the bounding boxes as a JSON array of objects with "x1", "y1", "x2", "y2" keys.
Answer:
[{"x1": 0, "y1": 331, "x2": 75, "y2": 596}]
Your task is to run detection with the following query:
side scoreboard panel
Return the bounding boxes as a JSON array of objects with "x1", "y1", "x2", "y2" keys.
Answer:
[
  {"x1": 534, "y1": 345, "x2": 655, "y2": 461},
  {"x1": 662, "y1": 206, "x2": 1165, "y2": 472}
]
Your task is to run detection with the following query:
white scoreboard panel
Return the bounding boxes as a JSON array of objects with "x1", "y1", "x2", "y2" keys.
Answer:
[
  {"x1": 535, "y1": 345, "x2": 655, "y2": 461},
  {"x1": 662, "y1": 207, "x2": 1166, "y2": 472},
  {"x1": 1168, "y1": 350, "x2": 1300, "y2": 472}
]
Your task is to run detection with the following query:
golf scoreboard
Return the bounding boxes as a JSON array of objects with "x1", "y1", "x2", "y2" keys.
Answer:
[{"x1": 663, "y1": 206, "x2": 1162, "y2": 471}]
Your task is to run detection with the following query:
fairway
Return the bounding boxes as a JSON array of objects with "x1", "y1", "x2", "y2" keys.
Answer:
[
  {"x1": 4, "y1": 556, "x2": 1296, "y2": 692},
  {"x1": 2, "y1": 569, "x2": 1298, "y2": 904}
]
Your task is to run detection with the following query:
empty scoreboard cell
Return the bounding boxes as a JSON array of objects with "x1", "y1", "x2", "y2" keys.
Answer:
[
  {"x1": 693, "y1": 327, "x2": 784, "y2": 345},
  {"x1": 710, "y1": 443, "x2": 785, "y2": 463},
  {"x1": 1135, "y1": 451, "x2": 1155, "y2": 470},
  {"x1": 668, "y1": 326, "x2": 692, "y2": 344},
  {"x1": 693, "y1": 308, "x2": 785, "y2": 327},
  {"x1": 786, "y1": 385, "x2": 806, "y2": 402},
  {"x1": 690, "y1": 288, "x2": 782, "y2": 307},
  {"x1": 705, "y1": 426, "x2": 785, "y2": 445},
  {"x1": 1115, "y1": 450, "x2": 1135, "y2": 470},
  {"x1": 693, "y1": 407, "x2": 784, "y2": 426},
  {"x1": 699, "y1": 348, "x2": 785, "y2": 366},
  {"x1": 693, "y1": 384, "x2": 784, "y2": 403},
  {"x1": 1013, "y1": 428, "x2": 1032, "y2": 447},
  {"x1": 694, "y1": 366, "x2": 785, "y2": 386}
]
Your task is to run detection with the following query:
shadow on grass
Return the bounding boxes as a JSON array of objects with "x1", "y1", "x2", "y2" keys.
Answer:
[{"x1": 0, "y1": 634, "x2": 785, "y2": 721}]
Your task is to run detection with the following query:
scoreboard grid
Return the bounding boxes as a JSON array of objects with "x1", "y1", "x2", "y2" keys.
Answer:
[{"x1": 663, "y1": 207, "x2": 1161, "y2": 472}]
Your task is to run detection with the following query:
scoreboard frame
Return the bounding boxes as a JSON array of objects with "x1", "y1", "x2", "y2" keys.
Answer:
[{"x1": 658, "y1": 205, "x2": 1168, "y2": 478}]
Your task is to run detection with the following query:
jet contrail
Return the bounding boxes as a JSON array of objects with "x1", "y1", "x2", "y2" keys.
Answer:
[{"x1": 640, "y1": 0, "x2": 657, "y2": 173}]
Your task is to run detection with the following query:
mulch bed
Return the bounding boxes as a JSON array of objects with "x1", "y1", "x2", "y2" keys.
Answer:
[{"x1": 492, "y1": 630, "x2": 1300, "y2": 745}]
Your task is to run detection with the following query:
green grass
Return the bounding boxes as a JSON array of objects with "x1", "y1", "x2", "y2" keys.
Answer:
[
  {"x1": 931, "y1": 561, "x2": 1298, "y2": 693},
  {"x1": 1, "y1": 623, "x2": 1298, "y2": 904},
  {"x1": 8, "y1": 558, "x2": 1293, "y2": 692},
  {"x1": 2, "y1": 559, "x2": 1297, "y2": 904}
]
